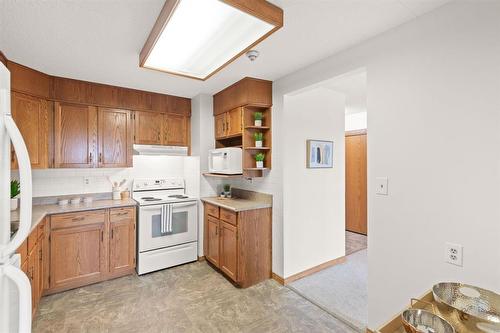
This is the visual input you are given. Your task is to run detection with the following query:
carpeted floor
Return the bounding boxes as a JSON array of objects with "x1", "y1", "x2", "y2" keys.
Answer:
[{"x1": 288, "y1": 249, "x2": 368, "y2": 332}]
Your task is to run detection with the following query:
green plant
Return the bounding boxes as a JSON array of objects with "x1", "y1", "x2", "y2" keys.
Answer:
[
  {"x1": 253, "y1": 132, "x2": 263, "y2": 141},
  {"x1": 11, "y1": 180, "x2": 20, "y2": 199},
  {"x1": 253, "y1": 112, "x2": 263, "y2": 121},
  {"x1": 255, "y1": 153, "x2": 265, "y2": 162},
  {"x1": 223, "y1": 184, "x2": 231, "y2": 192}
]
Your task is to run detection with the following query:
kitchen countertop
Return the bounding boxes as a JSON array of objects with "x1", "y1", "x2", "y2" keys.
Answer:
[
  {"x1": 10, "y1": 199, "x2": 137, "y2": 233},
  {"x1": 201, "y1": 194, "x2": 272, "y2": 213}
]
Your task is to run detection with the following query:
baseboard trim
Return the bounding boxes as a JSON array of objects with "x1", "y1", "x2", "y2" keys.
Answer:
[
  {"x1": 271, "y1": 272, "x2": 285, "y2": 285},
  {"x1": 197, "y1": 256, "x2": 206, "y2": 262},
  {"x1": 284, "y1": 256, "x2": 347, "y2": 285}
]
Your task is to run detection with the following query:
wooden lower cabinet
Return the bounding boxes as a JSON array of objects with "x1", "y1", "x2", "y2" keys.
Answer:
[
  {"x1": 16, "y1": 206, "x2": 137, "y2": 319},
  {"x1": 203, "y1": 202, "x2": 272, "y2": 288}
]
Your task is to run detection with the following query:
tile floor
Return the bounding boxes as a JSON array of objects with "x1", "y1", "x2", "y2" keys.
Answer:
[
  {"x1": 33, "y1": 262, "x2": 358, "y2": 333},
  {"x1": 345, "y1": 231, "x2": 367, "y2": 255}
]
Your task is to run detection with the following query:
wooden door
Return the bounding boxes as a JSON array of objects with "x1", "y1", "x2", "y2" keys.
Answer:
[
  {"x1": 219, "y1": 221, "x2": 238, "y2": 281},
  {"x1": 98, "y1": 108, "x2": 133, "y2": 167},
  {"x1": 109, "y1": 218, "x2": 136, "y2": 275},
  {"x1": 345, "y1": 132, "x2": 367, "y2": 235},
  {"x1": 226, "y1": 107, "x2": 243, "y2": 137},
  {"x1": 206, "y1": 216, "x2": 220, "y2": 266},
  {"x1": 163, "y1": 113, "x2": 188, "y2": 146},
  {"x1": 11, "y1": 92, "x2": 49, "y2": 169},
  {"x1": 49, "y1": 222, "x2": 107, "y2": 291},
  {"x1": 54, "y1": 102, "x2": 97, "y2": 168},
  {"x1": 214, "y1": 113, "x2": 226, "y2": 139},
  {"x1": 134, "y1": 111, "x2": 162, "y2": 145}
]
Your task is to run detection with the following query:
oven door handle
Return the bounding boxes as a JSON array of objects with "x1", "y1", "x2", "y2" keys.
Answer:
[
  {"x1": 160, "y1": 204, "x2": 166, "y2": 234},
  {"x1": 168, "y1": 204, "x2": 173, "y2": 233}
]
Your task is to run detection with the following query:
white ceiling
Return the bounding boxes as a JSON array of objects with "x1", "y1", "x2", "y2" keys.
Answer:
[{"x1": 1, "y1": 0, "x2": 450, "y2": 98}]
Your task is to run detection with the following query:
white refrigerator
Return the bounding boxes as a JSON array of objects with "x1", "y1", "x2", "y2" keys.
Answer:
[{"x1": 0, "y1": 62, "x2": 33, "y2": 332}]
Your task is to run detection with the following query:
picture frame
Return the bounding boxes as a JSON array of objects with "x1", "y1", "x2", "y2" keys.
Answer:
[{"x1": 306, "y1": 140, "x2": 334, "y2": 168}]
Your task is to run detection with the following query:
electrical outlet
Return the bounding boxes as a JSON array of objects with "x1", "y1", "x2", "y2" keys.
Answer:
[
  {"x1": 83, "y1": 177, "x2": 91, "y2": 186},
  {"x1": 445, "y1": 242, "x2": 463, "y2": 266},
  {"x1": 375, "y1": 177, "x2": 388, "y2": 195}
]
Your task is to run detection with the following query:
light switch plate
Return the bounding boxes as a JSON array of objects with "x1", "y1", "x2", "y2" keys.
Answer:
[{"x1": 375, "y1": 177, "x2": 388, "y2": 195}]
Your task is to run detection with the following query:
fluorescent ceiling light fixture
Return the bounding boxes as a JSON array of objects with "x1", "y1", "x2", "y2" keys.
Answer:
[{"x1": 140, "y1": 0, "x2": 283, "y2": 80}]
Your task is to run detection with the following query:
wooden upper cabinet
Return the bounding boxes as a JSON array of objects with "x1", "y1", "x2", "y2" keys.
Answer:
[
  {"x1": 134, "y1": 111, "x2": 162, "y2": 145},
  {"x1": 226, "y1": 107, "x2": 243, "y2": 137},
  {"x1": 214, "y1": 113, "x2": 226, "y2": 140},
  {"x1": 54, "y1": 102, "x2": 97, "y2": 168},
  {"x1": 163, "y1": 113, "x2": 188, "y2": 146},
  {"x1": 98, "y1": 108, "x2": 133, "y2": 168},
  {"x1": 11, "y1": 92, "x2": 49, "y2": 169},
  {"x1": 109, "y1": 208, "x2": 136, "y2": 276},
  {"x1": 119, "y1": 88, "x2": 152, "y2": 111},
  {"x1": 213, "y1": 78, "x2": 272, "y2": 115},
  {"x1": 219, "y1": 221, "x2": 238, "y2": 282},
  {"x1": 52, "y1": 77, "x2": 92, "y2": 104},
  {"x1": 167, "y1": 96, "x2": 191, "y2": 115}
]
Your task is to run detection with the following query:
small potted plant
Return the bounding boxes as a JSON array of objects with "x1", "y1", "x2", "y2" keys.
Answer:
[
  {"x1": 254, "y1": 112, "x2": 263, "y2": 127},
  {"x1": 255, "y1": 153, "x2": 265, "y2": 169},
  {"x1": 11, "y1": 180, "x2": 20, "y2": 211},
  {"x1": 254, "y1": 132, "x2": 263, "y2": 148},
  {"x1": 223, "y1": 184, "x2": 231, "y2": 198}
]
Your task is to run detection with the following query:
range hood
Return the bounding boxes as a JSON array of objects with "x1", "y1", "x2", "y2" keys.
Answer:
[{"x1": 133, "y1": 144, "x2": 188, "y2": 156}]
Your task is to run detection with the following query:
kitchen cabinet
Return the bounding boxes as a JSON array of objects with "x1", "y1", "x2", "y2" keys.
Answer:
[
  {"x1": 345, "y1": 130, "x2": 367, "y2": 235},
  {"x1": 213, "y1": 78, "x2": 272, "y2": 116},
  {"x1": 109, "y1": 207, "x2": 136, "y2": 277},
  {"x1": 49, "y1": 211, "x2": 107, "y2": 292},
  {"x1": 219, "y1": 221, "x2": 238, "y2": 281},
  {"x1": 10, "y1": 92, "x2": 49, "y2": 169},
  {"x1": 54, "y1": 102, "x2": 97, "y2": 168},
  {"x1": 98, "y1": 108, "x2": 133, "y2": 168},
  {"x1": 206, "y1": 216, "x2": 220, "y2": 267},
  {"x1": 203, "y1": 202, "x2": 272, "y2": 287},
  {"x1": 28, "y1": 241, "x2": 40, "y2": 316},
  {"x1": 215, "y1": 113, "x2": 227, "y2": 140},
  {"x1": 134, "y1": 110, "x2": 163, "y2": 145},
  {"x1": 214, "y1": 107, "x2": 243, "y2": 139},
  {"x1": 163, "y1": 113, "x2": 189, "y2": 146}
]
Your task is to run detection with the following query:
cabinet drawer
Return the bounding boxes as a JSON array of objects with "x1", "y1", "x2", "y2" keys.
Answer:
[
  {"x1": 28, "y1": 228, "x2": 38, "y2": 254},
  {"x1": 51, "y1": 210, "x2": 106, "y2": 229},
  {"x1": 110, "y1": 207, "x2": 135, "y2": 222},
  {"x1": 205, "y1": 203, "x2": 219, "y2": 218},
  {"x1": 220, "y1": 208, "x2": 237, "y2": 225}
]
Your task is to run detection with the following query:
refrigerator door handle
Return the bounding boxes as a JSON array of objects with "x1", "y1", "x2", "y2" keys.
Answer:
[
  {"x1": 1, "y1": 264, "x2": 32, "y2": 332},
  {"x1": 1, "y1": 114, "x2": 32, "y2": 258}
]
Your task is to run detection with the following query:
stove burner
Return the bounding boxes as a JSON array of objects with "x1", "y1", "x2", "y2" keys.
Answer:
[{"x1": 168, "y1": 195, "x2": 188, "y2": 199}]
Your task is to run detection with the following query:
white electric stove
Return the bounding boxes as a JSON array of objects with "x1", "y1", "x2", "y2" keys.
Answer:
[{"x1": 133, "y1": 178, "x2": 198, "y2": 275}]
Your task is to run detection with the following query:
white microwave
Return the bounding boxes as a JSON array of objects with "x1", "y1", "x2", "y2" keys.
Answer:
[{"x1": 208, "y1": 148, "x2": 242, "y2": 174}]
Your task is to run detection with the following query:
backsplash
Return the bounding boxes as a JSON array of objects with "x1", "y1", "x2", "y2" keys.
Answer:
[{"x1": 12, "y1": 155, "x2": 200, "y2": 198}]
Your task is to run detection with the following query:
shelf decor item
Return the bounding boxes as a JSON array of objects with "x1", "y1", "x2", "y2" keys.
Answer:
[
  {"x1": 10, "y1": 180, "x2": 20, "y2": 211},
  {"x1": 306, "y1": 140, "x2": 334, "y2": 168},
  {"x1": 223, "y1": 184, "x2": 231, "y2": 198},
  {"x1": 255, "y1": 153, "x2": 265, "y2": 168},
  {"x1": 254, "y1": 112, "x2": 263, "y2": 127},
  {"x1": 254, "y1": 132, "x2": 263, "y2": 147}
]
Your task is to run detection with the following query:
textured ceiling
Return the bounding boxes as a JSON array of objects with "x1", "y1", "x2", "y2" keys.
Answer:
[{"x1": 1, "y1": 0, "x2": 450, "y2": 98}]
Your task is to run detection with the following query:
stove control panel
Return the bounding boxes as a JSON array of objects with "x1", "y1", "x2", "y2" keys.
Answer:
[{"x1": 133, "y1": 178, "x2": 184, "y2": 191}]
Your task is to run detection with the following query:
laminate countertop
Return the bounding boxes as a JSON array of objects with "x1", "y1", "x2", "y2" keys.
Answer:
[
  {"x1": 201, "y1": 197, "x2": 272, "y2": 212},
  {"x1": 10, "y1": 199, "x2": 137, "y2": 233}
]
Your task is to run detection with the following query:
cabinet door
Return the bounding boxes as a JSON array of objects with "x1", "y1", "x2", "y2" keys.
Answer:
[
  {"x1": 49, "y1": 222, "x2": 107, "y2": 291},
  {"x1": 134, "y1": 111, "x2": 162, "y2": 145},
  {"x1": 163, "y1": 114, "x2": 188, "y2": 146},
  {"x1": 28, "y1": 242, "x2": 39, "y2": 316},
  {"x1": 219, "y1": 221, "x2": 238, "y2": 281},
  {"x1": 214, "y1": 113, "x2": 226, "y2": 139},
  {"x1": 98, "y1": 108, "x2": 133, "y2": 167},
  {"x1": 109, "y1": 217, "x2": 136, "y2": 276},
  {"x1": 206, "y1": 216, "x2": 220, "y2": 266},
  {"x1": 54, "y1": 102, "x2": 97, "y2": 168},
  {"x1": 226, "y1": 107, "x2": 243, "y2": 137},
  {"x1": 11, "y1": 92, "x2": 49, "y2": 169}
]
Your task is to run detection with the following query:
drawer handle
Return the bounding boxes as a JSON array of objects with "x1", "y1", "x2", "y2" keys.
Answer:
[
  {"x1": 116, "y1": 212, "x2": 129, "y2": 216},
  {"x1": 72, "y1": 217, "x2": 85, "y2": 222}
]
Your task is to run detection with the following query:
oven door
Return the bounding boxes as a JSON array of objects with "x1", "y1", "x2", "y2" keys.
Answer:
[{"x1": 138, "y1": 201, "x2": 198, "y2": 252}]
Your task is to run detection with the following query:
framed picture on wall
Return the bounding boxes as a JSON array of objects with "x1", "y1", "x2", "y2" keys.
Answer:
[{"x1": 306, "y1": 140, "x2": 334, "y2": 168}]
